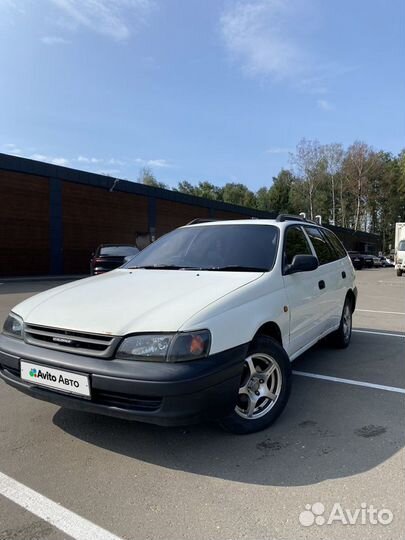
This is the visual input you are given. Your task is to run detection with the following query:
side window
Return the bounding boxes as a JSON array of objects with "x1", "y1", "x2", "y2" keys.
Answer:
[
  {"x1": 322, "y1": 229, "x2": 347, "y2": 259},
  {"x1": 305, "y1": 226, "x2": 337, "y2": 265},
  {"x1": 284, "y1": 226, "x2": 312, "y2": 266}
]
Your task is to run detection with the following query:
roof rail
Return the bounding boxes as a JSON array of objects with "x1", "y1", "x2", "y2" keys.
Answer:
[
  {"x1": 276, "y1": 214, "x2": 317, "y2": 224},
  {"x1": 276, "y1": 214, "x2": 306, "y2": 222},
  {"x1": 186, "y1": 218, "x2": 221, "y2": 225}
]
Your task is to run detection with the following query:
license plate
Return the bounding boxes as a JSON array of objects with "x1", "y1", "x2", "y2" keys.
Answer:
[{"x1": 20, "y1": 361, "x2": 90, "y2": 397}]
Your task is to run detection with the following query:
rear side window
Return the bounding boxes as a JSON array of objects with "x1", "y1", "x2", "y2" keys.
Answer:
[
  {"x1": 99, "y1": 246, "x2": 139, "y2": 256},
  {"x1": 322, "y1": 229, "x2": 347, "y2": 259},
  {"x1": 284, "y1": 226, "x2": 312, "y2": 266},
  {"x1": 305, "y1": 226, "x2": 337, "y2": 265}
]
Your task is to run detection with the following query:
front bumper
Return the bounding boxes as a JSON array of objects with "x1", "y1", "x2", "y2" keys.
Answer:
[{"x1": 0, "y1": 335, "x2": 248, "y2": 426}]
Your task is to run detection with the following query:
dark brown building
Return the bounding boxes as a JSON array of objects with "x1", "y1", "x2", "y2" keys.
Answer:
[{"x1": 0, "y1": 153, "x2": 381, "y2": 277}]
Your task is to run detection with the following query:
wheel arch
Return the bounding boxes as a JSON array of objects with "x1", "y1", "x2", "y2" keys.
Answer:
[
  {"x1": 253, "y1": 321, "x2": 283, "y2": 347},
  {"x1": 346, "y1": 289, "x2": 356, "y2": 313}
]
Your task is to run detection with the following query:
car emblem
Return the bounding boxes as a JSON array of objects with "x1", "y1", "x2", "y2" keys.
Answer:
[{"x1": 52, "y1": 336, "x2": 73, "y2": 344}]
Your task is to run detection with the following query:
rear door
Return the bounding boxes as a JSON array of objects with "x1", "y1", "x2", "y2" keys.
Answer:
[
  {"x1": 321, "y1": 228, "x2": 352, "y2": 320},
  {"x1": 282, "y1": 225, "x2": 324, "y2": 357},
  {"x1": 303, "y1": 226, "x2": 342, "y2": 333}
]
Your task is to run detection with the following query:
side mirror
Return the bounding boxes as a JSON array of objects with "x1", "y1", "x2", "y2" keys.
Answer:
[
  {"x1": 285, "y1": 254, "x2": 319, "y2": 275},
  {"x1": 123, "y1": 255, "x2": 133, "y2": 263}
]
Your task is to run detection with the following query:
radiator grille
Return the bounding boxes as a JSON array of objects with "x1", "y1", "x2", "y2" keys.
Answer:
[{"x1": 24, "y1": 324, "x2": 119, "y2": 358}]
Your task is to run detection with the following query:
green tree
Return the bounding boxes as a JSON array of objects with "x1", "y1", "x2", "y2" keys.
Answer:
[
  {"x1": 221, "y1": 183, "x2": 256, "y2": 208},
  {"x1": 255, "y1": 187, "x2": 272, "y2": 211},
  {"x1": 175, "y1": 180, "x2": 199, "y2": 196},
  {"x1": 265, "y1": 169, "x2": 298, "y2": 214},
  {"x1": 197, "y1": 181, "x2": 223, "y2": 200},
  {"x1": 175, "y1": 180, "x2": 223, "y2": 200},
  {"x1": 138, "y1": 167, "x2": 168, "y2": 189}
]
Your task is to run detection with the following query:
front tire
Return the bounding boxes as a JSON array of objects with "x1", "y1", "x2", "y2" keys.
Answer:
[
  {"x1": 397, "y1": 269, "x2": 403, "y2": 277},
  {"x1": 219, "y1": 336, "x2": 291, "y2": 434}
]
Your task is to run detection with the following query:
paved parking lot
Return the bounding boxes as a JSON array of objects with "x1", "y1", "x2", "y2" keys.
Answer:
[{"x1": 0, "y1": 269, "x2": 404, "y2": 540}]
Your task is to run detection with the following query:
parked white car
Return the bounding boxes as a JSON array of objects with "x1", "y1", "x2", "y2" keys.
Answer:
[
  {"x1": 0, "y1": 216, "x2": 357, "y2": 434},
  {"x1": 395, "y1": 222, "x2": 405, "y2": 276}
]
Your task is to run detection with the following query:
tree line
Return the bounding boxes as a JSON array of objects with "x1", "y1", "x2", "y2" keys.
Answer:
[{"x1": 139, "y1": 139, "x2": 405, "y2": 251}]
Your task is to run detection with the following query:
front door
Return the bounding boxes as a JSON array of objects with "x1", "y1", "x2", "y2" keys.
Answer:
[{"x1": 282, "y1": 225, "x2": 323, "y2": 358}]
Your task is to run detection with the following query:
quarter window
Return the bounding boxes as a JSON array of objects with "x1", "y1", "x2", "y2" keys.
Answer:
[
  {"x1": 305, "y1": 226, "x2": 337, "y2": 265},
  {"x1": 322, "y1": 229, "x2": 347, "y2": 259},
  {"x1": 284, "y1": 226, "x2": 312, "y2": 266}
]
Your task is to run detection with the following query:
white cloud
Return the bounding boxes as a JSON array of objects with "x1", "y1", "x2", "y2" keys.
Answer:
[
  {"x1": 50, "y1": 0, "x2": 154, "y2": 41},
  {"x1": 147, "y1": 159, "x2": 170, "y2": 168},
  {"x1": 52, "y1": 157, "x2": 70, "y2": 166},
  {"x1": 135, "y1": 158, "x2": 171, "y2": 168},
  {"x1": 0, "y1": 0, "x2": 26, "y2": 16},
  {"x1": 2, "y1": 145, "x2": 133, "y2": 172},
  {"x1": 108, "y1": 157, "x2": 125, "y2": 165},
  {"x1": 3, "y1": 143, "x2": 22, "y2": 155},
  {"x1": 29, "y1": 153, "x2": 70, "y2": 166},
  {"x1": 220, "y1": 0, "x2": 307, "y2": 81},
  {"x1": 41, "y1": 35, "x2": 70, "y2": 45},
  {"x1": 77, "y1": 155, "x2": 103, "y2": 163},
  {"x1": 76, "y1": 156, "x2": 126, "y2": 166},
  {"x1": 266, "y1": 147, "x2": 292, "y2": 154},
  {"x1": 317, "y1": 99, "x2": 334, "y2": 111},
  {"x1": 220, "y1": 0, "x2": 348, "y2": 97}
]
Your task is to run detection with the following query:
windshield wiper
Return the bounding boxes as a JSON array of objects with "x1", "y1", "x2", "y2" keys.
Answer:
[
  {"x1": 198, "y1": 265, "x2": 269, "y2": 272},
  {"x1": 128, "y1": 264, "x2": 268, "y2": 272},
  {"x1": 128, "y1": 264, "x2": 199, "y2": 270}
]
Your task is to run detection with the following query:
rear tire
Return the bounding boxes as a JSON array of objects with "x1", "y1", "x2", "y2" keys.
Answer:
[
  {"x1": 397, "y1": 269, "x2": 403, "y2": 277},
  {"x1": 329, "y1": 297, "x2": 353, "y2": 349},
  {"x1": 219, "y1": 336, "x2": 291, "y2": 435}
]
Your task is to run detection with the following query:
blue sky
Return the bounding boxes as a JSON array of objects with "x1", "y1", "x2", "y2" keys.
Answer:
[{"x1": 1, "y1": 0, "x2": 404, "y2": 191}]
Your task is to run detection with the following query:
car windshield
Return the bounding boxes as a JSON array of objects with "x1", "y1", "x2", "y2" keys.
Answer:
[
  {"x1": 99, "y1": 246, "x2": 139, "y2": 256},
  {"x1": 398, "y1": 240, "x2": 405, "y2": 251},
  {"x1": 124, "y1": 224, "x2": 279, "y2": 271}
]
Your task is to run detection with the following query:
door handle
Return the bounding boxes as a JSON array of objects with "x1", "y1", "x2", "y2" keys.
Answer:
[
  {"x1": 342, "y1": 271, "x2": 346, "y2": 279},
  {"x1": 318, "y1": 280, "x2": 325, "y2": 290}
]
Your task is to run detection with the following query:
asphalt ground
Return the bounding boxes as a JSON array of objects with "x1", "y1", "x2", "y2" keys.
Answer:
[{"x1": 0, "y1": 268, "x2": 404, "y2": 540}]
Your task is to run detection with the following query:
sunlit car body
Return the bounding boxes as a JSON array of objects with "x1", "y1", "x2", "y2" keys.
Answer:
[{"x1": 0, "y1": 217, "x2": 357, "y2": 434}]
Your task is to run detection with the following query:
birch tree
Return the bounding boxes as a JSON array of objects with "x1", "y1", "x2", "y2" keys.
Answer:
[
  {"x1": 324, "y1": 143, "x2": 344, "y2": 225},
  {"x1": 291, "y1": 139, "x2": 326, "y2": 220},
  {"x1": 343, "y1": 142, "x2": 377, "y2": 231}
]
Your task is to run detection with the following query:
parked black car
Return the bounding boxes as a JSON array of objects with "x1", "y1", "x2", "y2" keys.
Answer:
[
  {"x1": 371, "y1": 255, "x2": 383, "y2": 268},
  {"x1": 348, "y1": 251, "x2": 374, "y2": 270},
  {"x1": 90, "y1": 244, "x2": 139, "y2": 275}
]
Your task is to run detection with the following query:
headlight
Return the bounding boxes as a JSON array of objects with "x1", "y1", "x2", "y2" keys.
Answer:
[
  {"x1": 116, "y1": 330, "x2": 211, "y2": 362},
  {"x1": 3, "y1": 312, "x2": 24, "y2": 339}
]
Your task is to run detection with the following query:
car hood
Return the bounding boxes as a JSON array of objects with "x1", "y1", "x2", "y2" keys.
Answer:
[{"x1": 13, "y1": 269, "x2": 263, "y2": 335}]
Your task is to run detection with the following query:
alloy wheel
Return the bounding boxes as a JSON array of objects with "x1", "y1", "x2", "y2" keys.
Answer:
[
  {"x1": 343, "y1": 303, "x2": 352, "y2": 341},
  {"x1": 235, "y1": 353, "x2": 282, "y2": 420}
]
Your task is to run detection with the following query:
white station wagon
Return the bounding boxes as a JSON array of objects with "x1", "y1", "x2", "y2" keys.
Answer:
[{"x1": 0, "y1": 215, "x2": 357, "y2": 434}]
